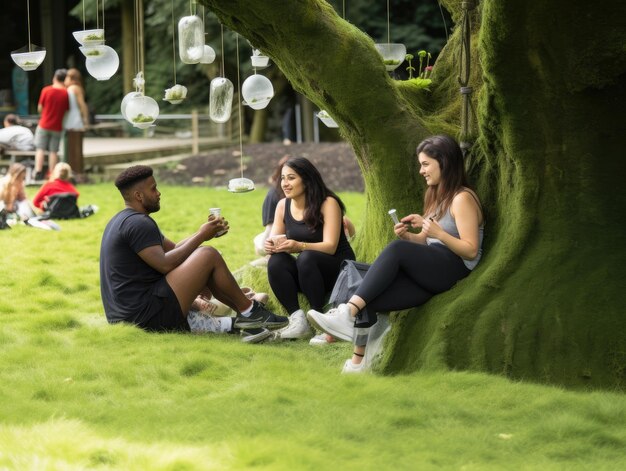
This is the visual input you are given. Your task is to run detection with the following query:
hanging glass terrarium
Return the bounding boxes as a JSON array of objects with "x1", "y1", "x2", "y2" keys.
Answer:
[
  {"x1": 164, "y1": 3, "x2": 187, "y2": 105},
  {"x1": 11, "y1": 0, "x2": 46, "y2": 72},
  {"x1": 79, "y1": 45, "x2": 106, "y2": 59},
  {"x1": 228, "y1": 177, "x2": 255, "y2": 193},
  {"x1": 200, "y1": 45, "x2": 216, "y2": 64},
  {"x1": 125, "y1": 95, "x2": 159, "y2": 129},
  {"x1": 121, "y1": 91, "x2": 143, "y2": 120},
  {"x1": 178, "y1": 15, "x2": 204, "y2": 64},
  {"x1": 317, "y1": 110, "x2": 339, "y2": 128},
  {"x1": 11, "y1": 45, "x2": 46, "y2": 72},
  {"x1": 250, "y1": 48, "x2": 270, "y2": 68},
  {"x1": 242, "y1": 74, "x2": 274, "y2": 110},
  {"x1": 73, "y1": 28, "x2": 105, "y2": 47},
  {"x1": 84, "y1": 45, "x2": 119, "y2": 81},
  {"x1": 374, "y1": 43, "x2": 407, "y2": 71},
  {"x1": 209, "y1": 77, "x2": 234, "y2": 123},
  {"x1": 164, "y1": 84, "x2": 188, "y2": 105},
  {"x1": 375, "y1": 1, "x2": 406, "y2": 73}
]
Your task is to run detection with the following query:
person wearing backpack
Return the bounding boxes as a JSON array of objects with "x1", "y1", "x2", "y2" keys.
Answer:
[
  {"x1": 32, "y1": 162, "x2": 79, "y2": 212},
  {"x1": 307, "y1": 135, "x2": 485, "y2": 373}
]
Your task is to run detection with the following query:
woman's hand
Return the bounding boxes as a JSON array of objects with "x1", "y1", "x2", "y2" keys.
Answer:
[
  {"x1": 394, "y1": 222, "x2": 411, "y2": 239},
  {"x1": 402, "y1": 213, "x2": 425, "y2": 229},
  {"x1": 274, "y1": 239, "x2": 300, "y2": 254},
  {"x1": 421, "y1": 217, "x2": 444, "y2": 239},
  {"x1": 264, "y1": 238, "x2": 276, "y2": 254},
  {"x1": 395, "y1": 213, "x2": 424, "y2": 239}
]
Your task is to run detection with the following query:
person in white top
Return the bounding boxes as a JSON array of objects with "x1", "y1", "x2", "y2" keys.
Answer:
[
  {"x1": 63, "y1": 68, "x2": 89, "y2": 175},
  {"x1": 0, "y1": 114, "x2": 35, "y2": 152}
]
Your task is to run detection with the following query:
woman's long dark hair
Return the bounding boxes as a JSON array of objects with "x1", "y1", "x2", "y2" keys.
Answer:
[
  {"x1": 281, "y1": 157, "x2": 345, "y2": 230},
  {"x1": 417, "y1": 135, "x2": 471, "y2": 218}
]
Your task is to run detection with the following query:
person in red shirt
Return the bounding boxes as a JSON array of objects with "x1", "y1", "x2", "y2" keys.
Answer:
[
  {"x1": 33, "y1": 69, "x2": 69, "y2": 181},
  {"x1": 32, "y1": 162, "x2": 79, "y2": 211}
]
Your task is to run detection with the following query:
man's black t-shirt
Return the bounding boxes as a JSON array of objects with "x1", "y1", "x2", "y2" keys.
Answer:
[{"x1": 100, "y1": 208, "x2": 166, "y2": 325}]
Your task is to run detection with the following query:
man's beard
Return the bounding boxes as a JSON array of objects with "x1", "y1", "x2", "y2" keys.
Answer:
[{"x1": 145, "y1": 201, "x2": 160, "y2": 213}]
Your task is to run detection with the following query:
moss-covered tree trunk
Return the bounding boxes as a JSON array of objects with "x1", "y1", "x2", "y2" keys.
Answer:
[{"x1": 201, "y1": 0, "x2": 626, "y2": 389}]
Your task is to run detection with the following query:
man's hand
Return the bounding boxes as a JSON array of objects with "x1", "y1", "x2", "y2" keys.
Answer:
[{"x1": 202, "y1": 215, "x2": 228, "y2": 240}]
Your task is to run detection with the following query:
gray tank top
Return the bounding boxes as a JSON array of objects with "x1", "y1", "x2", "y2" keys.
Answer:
[{"x1": 426, "y1": 192, "x2": 484, "y2": 270}]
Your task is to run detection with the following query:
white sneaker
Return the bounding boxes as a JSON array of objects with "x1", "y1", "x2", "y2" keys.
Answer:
[
  {"x1": 306, "y1": 304, "x2": 354, "y2": 342},
  {"x1": 278, "y1": 310, "x2": 312, "y2": 339},
  {"x1": 309, "y1": 333, "x2": 337, "y2": 346},
  {"x1": 341, "y1": 359, "x2": 365, "y2": 374}
]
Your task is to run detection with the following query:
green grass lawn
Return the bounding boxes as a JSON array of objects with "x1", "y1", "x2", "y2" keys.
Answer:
[{"x1": 1, "y1": 183, "x2": 625, "y2": 470}]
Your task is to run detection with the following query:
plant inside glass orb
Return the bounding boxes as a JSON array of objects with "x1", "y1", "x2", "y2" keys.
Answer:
[{"x1": 132, "y1": 113, "x2": 155, "y2": 123}]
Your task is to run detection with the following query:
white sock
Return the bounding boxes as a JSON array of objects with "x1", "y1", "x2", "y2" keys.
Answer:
[{"x1": 240, "y1": 301, "x2": 254, "y2": 316}]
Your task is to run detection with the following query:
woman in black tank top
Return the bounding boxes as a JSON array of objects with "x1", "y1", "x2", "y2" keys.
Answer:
[{"x1": 265, "y1": 157, "x2": 355, "y2": 340}]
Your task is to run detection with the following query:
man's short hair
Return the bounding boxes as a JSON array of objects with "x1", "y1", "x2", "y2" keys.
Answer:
[
  {"x1": 4, "y1": 114, "x2": 19, "y2": 126},
  {"x1": 114, "y1": 165, "x2": 154, "y2": 192},
  {"x1": 54, "y1": 68, "x2": 68, "y2": 82}
]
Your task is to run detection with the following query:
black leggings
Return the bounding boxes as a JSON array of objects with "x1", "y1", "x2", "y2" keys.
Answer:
[
  {"x1": 354, "y1": 240, "x2": 470, "y2": 326},
  {"x1": 268, "y1": 250, "x2": 353, "y2": 313}
]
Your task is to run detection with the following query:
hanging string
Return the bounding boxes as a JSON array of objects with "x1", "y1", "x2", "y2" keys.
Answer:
[
  {"x1": 171, "y1": 0, "x2": 177, "y2": 84},
  {"x1": 202, "y1": 5, "x2": 206, "y2": 37},
  {"x1": 220, "y1": 24, "x2": 225, "y2": 77},
  {"x1": 96, "y1": 0, "x2": 100, "y2": 30},
  {"x1": 27, "y1": 0, "x2": 32, "y2": 51},
  {"x1": 133, "y1": 0, "x2": 145, "y2": 92},
  {"x1": 138, "y1": 0, "x2": 145, "y2": 80},
  {"x1": 82, "y1": 0, "x2": 85, "y2": 31},
  {"x1": 458, "y1": 1, "x2": 475, "y2": 155},
  {"x1": 342, "y1": 0, "x2": 345, "y2": 19},
  {"x1": 235, "y1": 34, "x2": 244, "y2": 180},
  {"x1": 436, "y1": 0, "x2": 449, "y2": 43},
  {"x1": 386, "y1": 0, "x2": 390, "y2": 43},
  {"x1": 102, "y1": 0, "x2": 106, "y2": 34},
  {"x1": 134, "y1": 0, "x2": 139, "y2": 84}
]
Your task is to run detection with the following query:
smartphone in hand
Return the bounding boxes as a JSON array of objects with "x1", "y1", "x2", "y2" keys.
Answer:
[{"x1": 388, "y1": 209, "x2": 400, "y2": 225}]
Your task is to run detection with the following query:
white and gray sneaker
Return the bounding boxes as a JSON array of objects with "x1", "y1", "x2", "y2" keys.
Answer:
[
  {"x1": 306, "y1": 304, "x2": 354, "y2": 342},
  {"x1": 309, "y1": 333, "x2": 337, "y2": 346},
  {"x1": 278, "y1": 310, "x2": 312, "y2": 340},
  {"x1": 341, "y1": 358, "x2": 365, "y2": 374}
]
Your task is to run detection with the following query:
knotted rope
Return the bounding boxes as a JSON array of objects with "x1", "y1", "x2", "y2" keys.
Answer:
[{"x1": 458, "y1": 1, "x2": 476, "y2": 156}]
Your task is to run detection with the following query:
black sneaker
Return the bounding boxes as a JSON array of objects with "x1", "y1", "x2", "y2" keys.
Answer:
[
  {"x1": 234, "y1": 301, "x2": 289, "y2": 330},
  {"x1": 240, "y1": 327, "x2": 272, "y2": 344}
]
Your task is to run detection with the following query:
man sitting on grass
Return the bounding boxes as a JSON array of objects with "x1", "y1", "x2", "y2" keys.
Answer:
[{"x1": 100, "y1": 165, "x2": 287, "y2": 337}]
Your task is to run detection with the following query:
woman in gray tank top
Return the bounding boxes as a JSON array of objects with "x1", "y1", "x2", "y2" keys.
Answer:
[{"x1": 307, "y1": 135, "x2": 484, "y2": 373}]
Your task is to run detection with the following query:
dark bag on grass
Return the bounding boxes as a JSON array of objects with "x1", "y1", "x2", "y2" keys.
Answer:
[
  {"x1": 329, "y1": 259, "x2": 371, "y2": 308},
  {"x1": 42, "y1": 193, "x2": 80, "y2": 220},
  {"x1": 0, "y1": 208, "x2": 10, "y2": 230}
]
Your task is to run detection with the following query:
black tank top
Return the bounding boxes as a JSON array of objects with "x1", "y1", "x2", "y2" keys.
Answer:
[{"x1": 283, "y1": 198, "x2": 355, "y2": 259}]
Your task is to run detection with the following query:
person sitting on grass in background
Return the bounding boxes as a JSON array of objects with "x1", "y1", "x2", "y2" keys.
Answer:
[
  {"x1": 265, "y1": 157, "x2": 356, "y2": 341},
  {"x1": 0, "y1": 163, "x2": 36, "y2": 221},
  {"x1": 32, "y1": 162, "x2": 79, "y2": 211},
  {"x1": 0, "y1": 114, "x2": 35, "y2": 153},
  {"x1": 307, "y1": 135, "x2": 484, "y2": 373},
  {"x1": 31, "y1": 162, "x2": 97, "y2": 219},
  {"x1": 99, "y1": 165, "x2": 287, "y2": 339}
]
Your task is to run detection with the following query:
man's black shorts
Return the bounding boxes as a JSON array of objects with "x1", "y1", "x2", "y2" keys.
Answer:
[{"x1": 140, "y1": 278, "x2": 190, "y2": 332}]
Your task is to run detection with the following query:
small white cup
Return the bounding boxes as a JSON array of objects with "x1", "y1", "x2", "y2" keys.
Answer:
[{"x1": 209, "y1": 207, "x2": 226, "y2": 236}]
